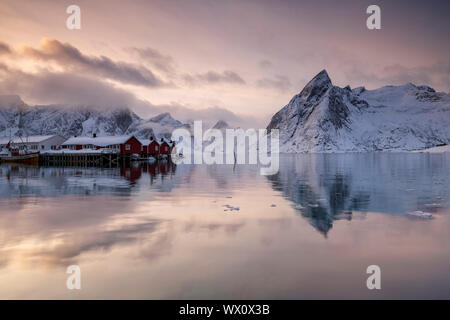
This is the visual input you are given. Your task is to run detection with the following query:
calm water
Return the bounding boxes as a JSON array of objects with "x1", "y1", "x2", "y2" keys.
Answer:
[{"x1": 0, "y1": 153, "x2": 449, "y2": 299}]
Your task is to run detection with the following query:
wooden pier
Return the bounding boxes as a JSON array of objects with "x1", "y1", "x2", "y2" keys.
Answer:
[{"x1": 39, "y1": 152, "x2": 163, "y2": 167}]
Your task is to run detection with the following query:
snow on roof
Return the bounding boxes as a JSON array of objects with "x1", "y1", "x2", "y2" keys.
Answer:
[
  {"x1": 62, "y1": 135, "x2": 134, "y2": 147},
  {"x1": 138, "y1": 139, "x2": 151, "y2": 146},
  {"x1": 138, "y1": 138, "x2": 165, "y2": 146},
  {"x1": 163, "y1": 138, "x2": 174, "y2": 146},
  {"x1": 0, "y1": 135, "x2": 62, "y2": 145},
  {"x1": 157, "y1": 138, "x2": 173, "y2": 146}
]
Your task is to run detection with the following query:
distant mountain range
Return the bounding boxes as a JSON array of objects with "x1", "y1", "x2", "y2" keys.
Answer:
[
  {"x1": 0, "y1": 95, "x2": 189, "y2": 140},
  {"x1": 267, "y1": 70, "x2": 450, "y2": 152},
  {"x1": 2, "y1": 69, "x2": 449, "y2": 153}
]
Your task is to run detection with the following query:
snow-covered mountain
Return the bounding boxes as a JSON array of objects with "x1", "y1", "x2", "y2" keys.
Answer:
[
  {"x1": 135, "y1": 112, "x2": 190, "y2": 138},
  {"x1": 212, "y1": 120, "x2": 230, "y2": 130},
  {"x1": 267, "y1": 70, "x2": 450, "y2": 152},
  {"x1": 0, "y1": 95, "x2": 189, "y2": 140}
]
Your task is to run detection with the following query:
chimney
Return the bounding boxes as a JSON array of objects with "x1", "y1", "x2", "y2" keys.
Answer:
[
  {"x1": 150, "y1": 136, "x2": 153, "y2": 141},
  {"x1": 93, "y1": 133, "x2": 97, "y2": 138},
  {"x1": 161, "y1": 138, "x2": 164, "y2": 142}
]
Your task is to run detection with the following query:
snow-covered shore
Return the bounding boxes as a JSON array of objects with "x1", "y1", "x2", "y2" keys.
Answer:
[{"x1": 413, "y1": 145, "x2": 450, "y2": 153}]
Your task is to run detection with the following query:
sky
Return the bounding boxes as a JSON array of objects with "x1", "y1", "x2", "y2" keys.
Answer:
[{"x1": 0, "y1": 0, "x2": 448, "y2": 127}]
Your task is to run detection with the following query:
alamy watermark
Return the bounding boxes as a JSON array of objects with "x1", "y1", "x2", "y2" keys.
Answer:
[
  {"x1": 65, "y1": 4, "x2": 381, "y2": 31},
  {"x1": 66, "y1": 265, "x2": 81, "y2": 290},
  {"x1": 366, "y1": 265, "x2": 381, "y2": 290},
  {"x1": 170, "y1": 121, "x2": 279, "y2": 176},
  {"x1": 366, "y1": 5, "x2": 381, "y2": 30},
  {"x1": 66, "y1": 5, "x2": 81, "y2": 30}
]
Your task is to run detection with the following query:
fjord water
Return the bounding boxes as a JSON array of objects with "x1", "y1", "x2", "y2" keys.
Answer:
[{"x1": 0, "y1": 153, "x2": 449, "y2": 299}]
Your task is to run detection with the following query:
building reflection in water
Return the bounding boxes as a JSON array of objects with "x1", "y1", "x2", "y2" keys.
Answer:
[{"x1": 0, "y1": 160, "x2": 178, "y2": 198}]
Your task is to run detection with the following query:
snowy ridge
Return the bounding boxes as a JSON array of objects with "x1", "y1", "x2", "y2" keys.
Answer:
[
  {"x1": 267, "y1": 70, "x2": 450, "y2": 152},
  {"x1": 0, "y1": 95, "x2": 189, "y2": 140}
]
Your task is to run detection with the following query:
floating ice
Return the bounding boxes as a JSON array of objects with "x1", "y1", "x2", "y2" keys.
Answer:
[
  {"x1": 223, "y1": 205, "x2": 240, "y2": 212},
  {"x1": 407, "y1": 211, "x2": 433, "y2": 219},
  {"x1": 424, "y1": 203, "x2": 441, "y2": 208}
]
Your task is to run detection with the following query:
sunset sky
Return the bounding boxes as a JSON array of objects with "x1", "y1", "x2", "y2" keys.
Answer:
[{"x1": 0, "y1": 0, "x2": 448, "y2": 127}]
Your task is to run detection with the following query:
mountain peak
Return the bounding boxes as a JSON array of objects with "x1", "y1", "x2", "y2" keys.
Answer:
[
  {"x1": 297, "y1": 69, "x2": 332, "y2": 101},
  {"x1": 0, "y1": 94, "x2": 26, "y2": 108},
  {"x1": 212, "y1": 120, "x2": 229, "y2": 129},
  {"x1": 149, "y1": 112, "x2": 173, "y2": 122},
  {"x1": 307, "y1": 69, "x2": 332, "y2": 88},
  {"x1": 266, "y1": 70, "x2": 450, "y2": 152}
]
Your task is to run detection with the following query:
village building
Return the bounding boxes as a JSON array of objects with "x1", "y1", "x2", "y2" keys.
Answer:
[
  {"x1": 149, "y1": 137, "x2": 161, "y2": 155},
  {"x1": 61, "y1": 135, "x2": 142, "y2": 154},
  {"x1": 0, "y1": 135, "x2": 67, "y2": 152},
  {"x1": 138, "y1": 137, "x2": 161, "y2": 155},
  {"x1": 139, "y1": 139, "x2": 150, "y2": 155},
  {"x1": 138, "y1": 137, "x2": 174, "y2": 155},
  {"x1": 159, "y1": 138, "x2": 174, "y2": 155}
]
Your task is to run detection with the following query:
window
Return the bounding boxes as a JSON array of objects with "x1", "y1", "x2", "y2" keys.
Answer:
[
  {"x1": 41, "y1": 145, "x2": 44, "y2": 150},
  {"x1": 165, "y1": 147, "x2": 168, "y2": 151},
  {"x1": 155, "y1": 146, "x2": 158, "y2": 151},
  {"x1": 125, "y1": 144, "x2": 131, "y2": 151}
]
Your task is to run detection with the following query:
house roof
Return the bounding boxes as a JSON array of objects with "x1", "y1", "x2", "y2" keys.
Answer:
[
  {"x1": 0, "y1": 135, "x2": 64, "y2": 145},
  {"x1": 62, "y1": 135, "x2": 135, "y2": 147},
  {"x1": 164, "y1": 138, "x2": 174, "y2": 146},
  {"x1": 138, "y1": 138, "x2": 166, "y2": 146},
  {"x1": 138, "y1": 139, "x2": 152, "y2": 146}
]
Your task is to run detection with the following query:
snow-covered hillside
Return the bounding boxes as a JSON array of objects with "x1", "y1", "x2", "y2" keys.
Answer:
[
  {"x1": 0, "y1": 95, "x2": 189, "y2": 140},
  {"x1": 267, "y1": 70, "x2": 450, "y2": 152}
]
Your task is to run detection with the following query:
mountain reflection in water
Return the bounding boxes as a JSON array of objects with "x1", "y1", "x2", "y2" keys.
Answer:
[
  {"x1": 268, "y1": 153, "x2": 449, "y2": 235},
  {"x1": 0, "y1": 153, "x2": 449, "y2": 299}
]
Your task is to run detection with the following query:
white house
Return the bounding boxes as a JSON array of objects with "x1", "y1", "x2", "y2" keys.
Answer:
[{"x1": 0, "y1": 135, "x2": 67, "y2": 152}]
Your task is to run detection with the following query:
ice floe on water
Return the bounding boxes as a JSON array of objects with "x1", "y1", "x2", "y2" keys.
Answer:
[
  {"x1": 407, "y1": 211, "x2": 433, "y2": 219},
  {"x1": 223, "y1": 205, "x2": 240, "y2": 212},
  {"x1": 424, "y1": 203, "x2": 441, "y2": 208}
]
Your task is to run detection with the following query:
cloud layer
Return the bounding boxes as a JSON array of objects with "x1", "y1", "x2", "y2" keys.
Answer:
[
  {"x1": 0, "y1": 42, "x2": 11, "y2": 55},
  {"x1": 127, "y1": 47, "x2": 176, "y2": 75},
  {"x1": 20, "y1": 38, "x2": 167, "y2": 87},
  {"x1": 183, "y1": 70, "x2": 246, "y2": 86},
  {"x1": 0, "y1": 63, "x2": 260, "y2": 128}
]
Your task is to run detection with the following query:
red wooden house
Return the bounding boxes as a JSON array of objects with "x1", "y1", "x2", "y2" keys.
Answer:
[
  {"x1": 138, "y1": 137, "x2": 166, "y2": 155},
  {"x1": 119, "y1": 136, "x2": 142, "y2": 154},
  {"x1": 159, "y1": 138, "x2": 173, "y2": 155},
  {"x1": 148, "y1": 138, "x2": 160, "y2": 155},
  {"x1": 141, "y1": 142, "x2": 148, "y2": 155},
  {"x1": 62, "y1": 135, "x2": 142, "y2": 154}
]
